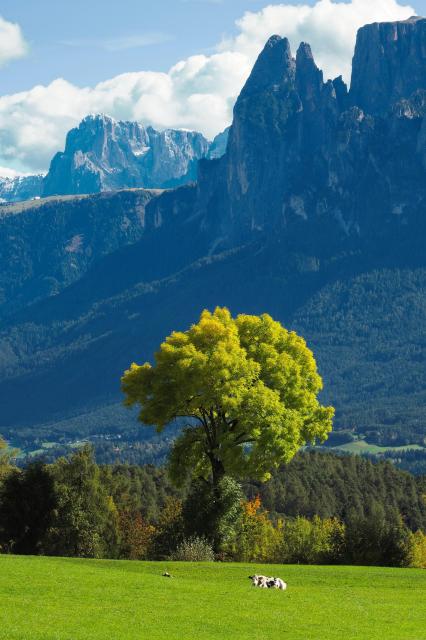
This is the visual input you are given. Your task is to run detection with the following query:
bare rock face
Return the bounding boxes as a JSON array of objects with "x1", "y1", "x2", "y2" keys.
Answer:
[
  {"x1": 350, "y1": 17, "x2": 426, "y2": 115},
  {"x1": 195, "y1": 20, "x2": 426, "y2": 255},
  {"x1": 208, "y1": 127, "x2": 230, "y2": 159},
  {"x1": 43, "y1": 115, "x2": 210, "y2": 196}
]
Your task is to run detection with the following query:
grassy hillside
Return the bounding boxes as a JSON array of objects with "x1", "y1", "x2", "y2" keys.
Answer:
[
  {"x1": 331, "y1": 440, "x2": 424, "y2": 455},
  {"x1": 0, "y1": 556, "x2": 424, "y2": 640}
]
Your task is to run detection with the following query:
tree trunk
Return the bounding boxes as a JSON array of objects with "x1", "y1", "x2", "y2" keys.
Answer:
[
  {"x1": 211, "y1": 456, "x2": 225, "y2": 491},
  {"x1": 210, "y1": 456, "x2": 225, "y2": 555}
]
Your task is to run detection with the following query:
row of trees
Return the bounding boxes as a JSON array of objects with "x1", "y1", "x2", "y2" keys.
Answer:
[
  {"x1": 0, "y1": 446, "x2": 425, "y2": 567},
  {"x1": 228, "y1": 496, "x2": 426, "y2": 568},
  {"x1": 249, "y1": 450, "x2": 426, "y2": 531}
]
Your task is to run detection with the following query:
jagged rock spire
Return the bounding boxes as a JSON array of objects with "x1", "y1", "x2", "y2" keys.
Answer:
[
  {"x1": 296, "y1": 42, "x2": 324, "y2": 106},
  {"x1": 238, "y1": 35, "x2": 295, "y2": 99}
]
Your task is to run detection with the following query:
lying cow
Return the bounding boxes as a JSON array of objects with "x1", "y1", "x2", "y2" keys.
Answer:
[{"x1": 249, "y1": 574, "x2": 287, "y2": 590}]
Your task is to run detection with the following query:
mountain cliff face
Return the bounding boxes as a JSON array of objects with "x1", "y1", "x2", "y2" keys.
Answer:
[
  {"x1": 193, "y1": 24, "x2": 426, "y2": 254},
  {"x1": 350, "y1": 16, "x2": 426, "y2": 115},
  {"x1": 208, "y1": 127, "x2": 230, "y2": 159},
  {"x1": 43, "y1": 115, "x2": 210, "y2": 196},
  {"x1": 0, "y1": 175, "x2": 44, "y2": 203},
  {"x1": 1, "y1": 18, "x2": 426, "y2": 449}
]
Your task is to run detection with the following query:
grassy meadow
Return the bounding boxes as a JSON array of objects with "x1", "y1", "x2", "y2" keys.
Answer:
[
  {"x1": 332, "y1": 440, "x2": 425, "y2": 455},
  {"x1": 0, "y1": 556, "x2": 425, "y2": 640}
]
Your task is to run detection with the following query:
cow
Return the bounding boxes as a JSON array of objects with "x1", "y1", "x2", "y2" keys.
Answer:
[{"x1": 249, "y1": 575, "x2": 287, "y2": 590}]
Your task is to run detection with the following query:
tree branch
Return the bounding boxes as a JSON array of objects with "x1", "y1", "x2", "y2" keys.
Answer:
[
  {"x1": 199, "y1": 408, "x2": 214, "y2": 450},
  {"x1": 233, "y1": 433, "x2": 256, "y2": 446}
]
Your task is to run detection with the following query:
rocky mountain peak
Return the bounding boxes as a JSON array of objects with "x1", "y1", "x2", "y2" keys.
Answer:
[
  {"x1": 350, "y1": 16, "x2": 426, "y2": 115},
  {"x1": 239, "y1": 35, "x2": 295, "y2": 98},
  {"x1": 43, "y1": 117, "x2": 211, "y2": 196},
  {"x1": 297, "y1": 41, "x2": 314, "y2": 60},
  {"x1": 64, "y1": 114, "x2": 149, "y2": 159},
  {"x1": 0, "y1": 174, "x2": 44, "y2": 203},
  {"x1": 196, "y1": 17, "x2": 426, "y2": 248},
  {"x1": 295, "y1": 42, "x2": 325, "y2": 106}
]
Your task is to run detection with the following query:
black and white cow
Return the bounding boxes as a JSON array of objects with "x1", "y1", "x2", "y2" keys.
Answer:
[{"x1": 248, "y1": 574, "x2": 287, "y2": 590}]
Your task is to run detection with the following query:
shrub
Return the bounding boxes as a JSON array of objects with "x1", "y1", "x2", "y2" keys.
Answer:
[
  {"x1": 228, "y1": 496, "x2": 281, "y2": 563},
  {"x1": 279, "y1": 516, "x2": 345, "y2": 564},
  {"x1": 118, "y1": 511, "x2": 156, "y2": 560},
  {"x1": 0, "y1": 436, "x2": 17, "y2": 485},
  {"x1": 344, "y1": 507, "x2": 412, "y2": 567},
  {"x1": 0, "y1": 463, "x2": 58, "y2": 556},
  {"x1": 150, "y1": 497, "x2": 185, "y2": 560},
  {"x1": 322, "y1": 431, "x2": 355, "y2": 447},
  {"x1": 409, "y1": 530, "x2": 426, "y2": 568},
  {"x1": 171, "y1": 536, "x2": 215, "y2": 562}
]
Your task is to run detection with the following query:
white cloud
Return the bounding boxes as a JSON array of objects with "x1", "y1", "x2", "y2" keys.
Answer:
[
  {"x1": 0, "y1": 166, "x2": 32, "y2": 179},
  {"x1": 0, "y1": 15, "x2": 28, "y2": 66},
  {"x1": 227, "y1": 0, "x2": 416, "y2": 84},
  {"x1": 0, "y1": 55, "x2": 251, "y2": 172},
  {"x1": 0, "y1": 0, "x2": 416, "y2": 173}
]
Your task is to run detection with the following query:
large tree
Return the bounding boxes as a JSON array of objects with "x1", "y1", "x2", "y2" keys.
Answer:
[
  {"x1": 0, "y1": 463, "x2": 57, "y2": 555},
  {"x1": 46, "y1": 447, "x2": 120, "y2": 558},
  {"x1": 122, "y1": 308, "x2": 334, "y2": 489}
]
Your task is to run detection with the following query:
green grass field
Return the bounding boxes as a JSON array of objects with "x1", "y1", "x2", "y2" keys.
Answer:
[
  {"x1": 0, "y1": 556, "x2": 424, "y2": 640},
  {"x1": 332, "y1": 440, "x2": 425, "y2": 455}
]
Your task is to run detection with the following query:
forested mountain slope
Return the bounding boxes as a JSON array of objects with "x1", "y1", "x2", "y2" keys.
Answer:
[{"x1": 1, "y1": 18, "x2": 425, "y2": 450}]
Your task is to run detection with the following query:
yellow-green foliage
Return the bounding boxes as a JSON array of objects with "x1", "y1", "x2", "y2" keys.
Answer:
[
  {"x1": 0, "y1": 437, "x2": 17, "y2": 484},
  {"x1": 0, "y1": 437, "x2": 7, "y2": 482},
  {"x1": 280, "y1": 516, "x2": 346, "y2": 565},
  {"x1": 225, "y1": 499, "x2": 347, "y2": 565},
  {"x1": 409, "y1": 530, "x2": 426, "y2": 569},
  {"x1": 122, "y1": 307, "x2": 334, "y2": 484},
  {"x1": 229, "y1": 496, "x2": 281, "y2": 563},
  {"x1": 0, "y1": 437, "x2": 12, "y2": 552}
]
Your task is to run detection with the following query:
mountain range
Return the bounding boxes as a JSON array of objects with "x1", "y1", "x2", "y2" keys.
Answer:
[
  {"x1": 0, "y1": 175, "x2": 44, "y2": 203},
  {"x1": 0, "y1": 16, "x2": 425, "y2": 452},
  {"x1": 0, "y1": 117, "x2": 228, "y2": 203}
]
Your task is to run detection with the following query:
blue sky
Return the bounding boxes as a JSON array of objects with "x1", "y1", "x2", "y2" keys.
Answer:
[
  {"x1": 2, "y1": 0, "x2": 275, "y2": 94},
  {"x1": 0, "y1": 0, "x2": 424, "y2": 174},
  {"x1": 2, "y1": 0, "x2": 423, "y2": 95}
]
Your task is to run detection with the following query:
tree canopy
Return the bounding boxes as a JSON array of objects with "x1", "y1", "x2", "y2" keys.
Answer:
[
  {"x1": 0, "y1": 436, "x2": 16, "y2": 484},
  {"x1": 122, "y1": 308, "x2": 334, "y2": 486}
]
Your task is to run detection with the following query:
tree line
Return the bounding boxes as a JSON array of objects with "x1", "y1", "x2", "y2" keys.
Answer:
[{"x1": 0, "y1": 445, "x2": 425, "y2": 567}]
